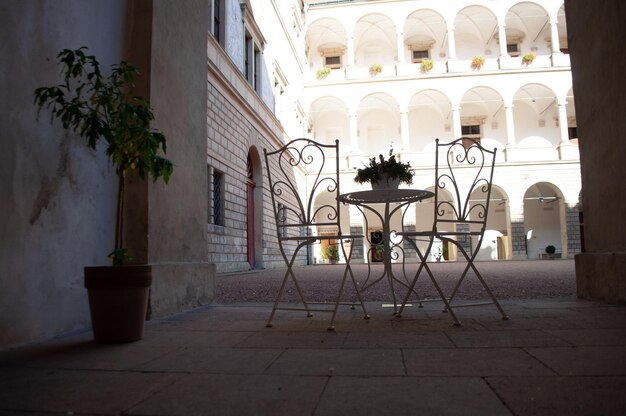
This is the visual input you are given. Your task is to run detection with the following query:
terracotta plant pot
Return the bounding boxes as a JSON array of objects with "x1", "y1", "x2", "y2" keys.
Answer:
[{"x1": 84, "y1": 265, "x2": 152, "y2": 343}]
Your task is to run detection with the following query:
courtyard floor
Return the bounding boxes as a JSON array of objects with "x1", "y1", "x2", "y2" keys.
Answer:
[{"x1": 1, "y1": 260, "x2": 625, "y2": 415}]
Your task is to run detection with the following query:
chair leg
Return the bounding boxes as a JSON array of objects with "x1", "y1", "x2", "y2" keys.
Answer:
[
  {"x1": 341, "y1": 240, "x2": 369, "y2": 322},
  {"x1": 397, "y1": 238, "x2": 461, "y2": 326},
  {"x1": 346, "y1": 263, "x2": 370, "y2": 320},
  {"x1": 467, "y1": 260, "x2": 509, "y2": 320},
  {"x1": 446, "y1": 240, "x2": 508, "y2": 321},
  {"x1": 398, "y1": 237, "x2": 433, "y2": 315},
  {"x1": 266, "y1": 250, "x2": 312, "y2": 328},
  {"x1": 266, "y1": 268, "x2": 291, "y2": 328}
]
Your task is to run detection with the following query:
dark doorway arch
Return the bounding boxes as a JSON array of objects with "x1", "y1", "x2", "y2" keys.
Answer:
[
  {"x1": 246, "y1": 155, "x2": 256, "y2": 268},
  {"x1": 246, "y1": 147, "x2": 263, "y2": 269}
]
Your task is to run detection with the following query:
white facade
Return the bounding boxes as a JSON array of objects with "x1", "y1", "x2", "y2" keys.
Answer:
[
  {"x1": 206, "y1": 0, "x2": 581, "y2": 272},
  {"x1": 303, "y1": 0, "x2": 581, "y2": 263}
]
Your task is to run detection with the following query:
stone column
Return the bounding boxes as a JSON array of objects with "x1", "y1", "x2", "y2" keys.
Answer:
[
  {"x1": 347, "y1": 36, "x2": 355, "y2": 67},
  {"x1": 447, "y1": 28, "x2": 456, "y2": 59},
  {"x1": 498, "y1": 24, "x2": 508, "y2": 58},
  {"x1": 396, "y1": 31, "x2": 404, "y2": 63},
  {"x1": 400, "y1": 111, "x2": 410, "y2": 151},
  {"x1": 451, "y1": 106, "x2": 461, "y2": 139},
  {"x1": 566, "y1": 202, "x2": 582, "y2": 257},
  {"x1": 349, "y1": 113, "x2": 359, "y2": 150},
  {"x1": 505, "y1": 105, "x2": 515, "y2": 146},
  {"x1": 550, "y1": 20, "x2": 561, "y2": 54},
  {"x1": 557, "y1": 102, "x2": 569, "y2": 145},
  {"x1": 509, "y1": 203, "x2": 527, "y2": 259}
]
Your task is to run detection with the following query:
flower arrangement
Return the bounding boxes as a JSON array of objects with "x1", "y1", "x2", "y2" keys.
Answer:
[
  {"x1": 420, "y1": 58, "x2": 434, "y2": 73},
  {"x1": 354, "y1": 148, "x2": 413, "y2": 186},
  {"x1": 522, "y1": 52, "x2": 536, "y2": 66},
  {"x1": 369, "y1": 63, "x2": 383, "y2": 76},
  {"x1": 471, "y1": 55, "x2": 485, "y2": 70},
  {"x1": 316, "y1": 67, "x2": 331, "y2": 80}
]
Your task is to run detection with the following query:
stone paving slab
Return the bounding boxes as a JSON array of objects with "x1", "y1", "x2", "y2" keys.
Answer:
[
  {"x1": 403, "y1": 347, "x2": 556, "y2": 377},
  {"x1": 238, "y1": 330, "x2": 347, "y2": 349},
  {"x1": 127, "y1": 374, "x2": 327, "y2": 416},
  {"x1": 266, "y1": 348, "x2": 405, "y2": 376},
  {"x1": 137, "y1": 346, "x2": 283, "y2": 374},
  {"x1": 315, "y1": 376, "x2": 512, "y2": 416},
  {"x1": 487, "y1": 376, "x2": 626, "y2": 416},
  {"x1": 447, "y1": 329, "x2": 572, "y2": 348},
  {"x1": 0, "y1": 367, "x2": 176, "y2": 414},
  {"x1": 526, "y1": 345, "x2": 626, "y2": 376},
  {"x1": 343, "y1": 330, "x2": 453, "y2": 348},
  {"x1": 545, "y1": 328, "x2": 626, "y2": 346}
]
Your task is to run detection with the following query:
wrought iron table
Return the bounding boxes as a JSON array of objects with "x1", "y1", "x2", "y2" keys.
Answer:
[{"x1": 338, "y1": 189, "x2": 434, "y2": 313}]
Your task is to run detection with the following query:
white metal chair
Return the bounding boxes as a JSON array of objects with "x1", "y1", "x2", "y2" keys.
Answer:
[
  {"x1": 264, "y1": 138, "x2": 369, "y2": 330},
  {"x1": 397, "y1": 137, "x2": 509, "y2": 325}
]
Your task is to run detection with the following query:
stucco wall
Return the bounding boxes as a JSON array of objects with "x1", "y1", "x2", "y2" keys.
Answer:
[
  {"x1": 0, "y1": 0, "x2": 126, "y2": 347},
  {"x1": 147, "y1": 0, "x2": 214, "y2": 317},
  {"x1": 0, "y1": 0, "x2": 215, "y2": 348}
]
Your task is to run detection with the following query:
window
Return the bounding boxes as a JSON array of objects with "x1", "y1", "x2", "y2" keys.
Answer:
[
  {"x1": 461, "y1": 125, "x2": 481, "y2": 148},
  {"x1": 245, "y1": 32, "x2": 253, "y2": 82},
  {"x1": 242, "y1": 5, "x2": 266, "y2": 95},
  {"x1": 210, "y1": 168, "x2": 225, "y2": 226},
  {"x1": 211, "y1": 0, "x2": 225, "y2": 47},
  {"x1": 273, "y1": 61, "x2": 288, "y2": 120},
  {"x1": 324, "y1": 55, "x2": 341, "y2": 69},
  {"x1": 245, "y1": 31, "x2": 262, "y2": 92},
  {"x1": 507, "y1": 43, "x2": 520, "y2": 57},
  {"x1": 462, "y1": 125, "x2": 481, "y2": 136},
  {"x1": 412, "y1": 49, "x2": 430, "y2": 63},
  {"x1": 321, "y1": 48, "x2": 345, "y2": 69},
  {"x1": 568, "y1": 126, "x2": 578, "y2": 140},
  {"x1": 292, "y1": 3, "x2": 304, "y2": 35}
]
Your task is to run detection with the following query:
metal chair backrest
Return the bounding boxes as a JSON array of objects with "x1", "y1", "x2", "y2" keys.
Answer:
[
  {"x1": 432, "y1": 137, "x2": 497, "y2": 235},
  {"x1": 264, "y1": 138, "x2": 342, "y2": 241}
]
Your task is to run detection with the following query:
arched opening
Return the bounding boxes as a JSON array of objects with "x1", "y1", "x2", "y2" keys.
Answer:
[
  {"x1": 523, "y1": 182, "x2": 566, "y2": 259},
  {"x1": 354, "y1": 13, "x2": 397, "y2": 67},
  {"x1": 313, "y1": 191, "x2": 341, "y2": 264},
  {"x1": 357, "y1": 92, "x2": 400, "y2": 155},
  {"x1": 472, "y1": 185, "x2": 511, "y2": 260},
  {"x1": 460, "y1": 86, "x2": 507, "y2": 153},
  {"x1": 309, "y1": 96, "x2": 350, "y2": 147}
]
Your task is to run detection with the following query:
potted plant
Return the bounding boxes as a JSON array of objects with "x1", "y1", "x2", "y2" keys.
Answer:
[
  {"x1": 420, "y1": 58, "x2": 434, "y2": 74},
  {"x1": 373, "y1": 243, "x2": 385, "y2": 262},
  {"x1": 354, "y1": 148, "x2": 413, "y2": 189},
  {"x1": 544, "y1": 244, "x2": 556, "y2": 259},
  {"x1": 316, "y1": 67, "x2": 331, "y2": 80},
  {"x1": 522, "y1": 52, "x2": 536, "y2": 66},
  {"x1": 471, "y1": 55, "x2": 485, "y2": 70},
  {"x1": 322, "y1": 244, "x2": 340, "y2": 264},
  {"x1": 369, "y1": 63, "x2": 383, "y2": 77},
  {"x1": 34, "y1": 47, "x2": 173, "y2": 343}
]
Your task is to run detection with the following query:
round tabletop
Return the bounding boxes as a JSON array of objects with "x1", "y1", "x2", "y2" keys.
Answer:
[{"x1": 338, "y1": 188, "x2": 434, "y2": 205}]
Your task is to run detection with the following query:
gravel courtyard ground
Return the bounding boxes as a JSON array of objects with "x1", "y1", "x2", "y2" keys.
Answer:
[{"x1": 216, "y1": 259, "x2": 576, "y2": 304}]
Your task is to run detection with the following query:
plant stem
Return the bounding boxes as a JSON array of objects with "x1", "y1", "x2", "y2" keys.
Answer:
[{"x1": 115, "y1": 173, "x2": 125, "y2": 250}]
